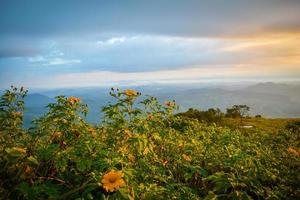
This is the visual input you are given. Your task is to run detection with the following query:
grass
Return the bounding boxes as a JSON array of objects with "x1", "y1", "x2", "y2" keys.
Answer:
[{"x1": 223, "y1": 117, "x2": 300, "y2": 133}]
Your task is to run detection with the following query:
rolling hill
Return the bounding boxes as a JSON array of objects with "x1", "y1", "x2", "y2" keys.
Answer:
[{"x1": 21, "y1": 82, "x2": 300, "y2": 126}]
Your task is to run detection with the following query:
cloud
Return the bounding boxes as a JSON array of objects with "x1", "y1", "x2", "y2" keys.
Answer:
[
  {"x1": 28, "y1": 56, "x2": 46, "y2": 62},
  {"x1": 1, "y1": 0, "x2": 300, "y2": 38},
  {"x1": 53, "y1": 34, "x2": 232, "y2": 72},
  {"x1": 28, "y1": 55, "x2": 81, "y2": 66},
  {"x1": 97, "y1": 37, "x2": 126, "y2": 45},
  {"x1": 1, "y1": 0, "x2": 300, "y2": 89},
  {"x1": 44, "y1": 58, "x2": 81, "y2": 66},
  {"x1": 57, "y1": 33, "x2": 300, "y2": 72},
  {"x1": 1, "y1": 32, "x2": 300, "y2": 73},
  {"x1": 23, "y1": 43, "x2": 81, "y2": 66},
  {"x1": 15, "y1": 64, "x2": 299, "y2": 88}
]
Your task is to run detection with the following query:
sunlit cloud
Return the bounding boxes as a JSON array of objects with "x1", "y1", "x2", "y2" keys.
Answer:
[
  {"x1": 15, "y1": 63, "x2": 299, "y2": 88},
  {"x1": 1, "y1": 31, "x2": 300, "y2": 89},
  {"x1": 44, "y1": 58, "x2": 81, "y2": 66},
  {"x1": 27, "y1": 49, "x2": 81, "y2": 66},
  {"x1": 1, "y1": 1, "x2": 300, "y2": 88},
  {"x1": 97, "y1": 37, "x2": 127, "y2": 45}
]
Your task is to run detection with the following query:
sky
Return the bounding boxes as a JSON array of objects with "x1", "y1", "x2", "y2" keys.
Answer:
[{"x1": 0, "y1": 0, "x2": 300, "y2": 89}]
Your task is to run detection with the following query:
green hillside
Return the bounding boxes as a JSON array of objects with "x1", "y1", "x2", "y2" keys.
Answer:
[
  {"x1": 1, "y1": 87, "x2": 299, "y2": 199},
  {"x1": 224, "y1": 118, "x2": 300, "y2": 133}
]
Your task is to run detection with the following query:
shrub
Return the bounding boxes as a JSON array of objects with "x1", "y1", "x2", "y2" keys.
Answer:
[
  {"x1": 0, "y1": 87, "x2": 299, "y2": 199},
  {"x1": 176, "y1": 108, "x2": 224, "y2": 124},
  {"x1": 286, "y1": 120, "x2": 300, "y2": 133}
]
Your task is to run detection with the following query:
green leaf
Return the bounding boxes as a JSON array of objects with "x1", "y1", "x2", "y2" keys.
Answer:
[
  {"x1": 27, "y1": 156, "x2": 39, "y2": 165},
  {"x1": 76, "y1": 158, "x2": 92, "y2": 172},
  {"x1": 204, "y1": 191, "x2": 218, "y2": 200}
]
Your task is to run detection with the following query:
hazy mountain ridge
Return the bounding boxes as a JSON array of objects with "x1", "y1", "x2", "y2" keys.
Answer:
[
  {"x1": 19, "y1": 82, "x2": 300, "y2": 126},
  {"x1": 157, "y1": 87, "x2": 300, "y2": 117}
]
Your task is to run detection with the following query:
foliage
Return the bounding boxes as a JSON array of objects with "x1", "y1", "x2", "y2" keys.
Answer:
[
  {"x1": 176, "y1": 108, "x2": 224, "y2": 124},
  {"x1": 226, "y1": 105, "x2": 250, "y2": 119},
  {"x1": 1, "y1": 87, "x2": 300, "y2": 199},
  {"x1": 286, "y1": 120, "x2": 300, "y2": 133}
]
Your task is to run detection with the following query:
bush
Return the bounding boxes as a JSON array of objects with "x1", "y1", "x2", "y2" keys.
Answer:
[
  {"x1": 286, "y1": 120, "x2": 300, "y2": 133},
  {"x1": 0, "y1": 87, "x2": 299, "y2": 199},
  {"x1": 226, "y1": 105, "x2": 250, "y2": 119},
  {"x1": 176, "y1": 108, "x2": 224, "y2": 124}
]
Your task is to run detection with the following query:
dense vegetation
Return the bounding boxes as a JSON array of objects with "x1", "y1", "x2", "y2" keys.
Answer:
[
  {"x1": 175, "y1": 108, "x2": 224, "y2": 125},
  {"x1": 176, "y1": 104, "x2": 252, "y2": 125},
  {"x1": 1, "y1": 86, "x2": 299, "y2": 199}
]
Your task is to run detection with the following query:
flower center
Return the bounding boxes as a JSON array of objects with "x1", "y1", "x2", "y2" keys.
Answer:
[{"x1": 108, "y1": 176, "x2": 117, "y2": 183}]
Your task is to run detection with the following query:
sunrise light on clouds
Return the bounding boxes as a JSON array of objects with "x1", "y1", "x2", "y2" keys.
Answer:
[{"x1": 0, "y1": 0, "x2": 300, "y2": 88}]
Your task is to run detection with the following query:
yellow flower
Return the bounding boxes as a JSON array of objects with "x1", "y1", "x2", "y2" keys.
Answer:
[
  {"x1": 164, "y1": 101, "x2": 175, "y2": 107},
  {"x1": 12, "y1": 111, "x2": 23, "y2": 117},
  {"x1": 124, "y1": 129, "x2": 133, "y2": 139},
  {"x1": 52, "y1": 132, "x2": 62, "y2": 139},
  {"x1": 118, "y1": 145, "x2": 129, "y2": 154},
  {"x1": 152, "y1": 132, "x2": 161, "y2": 141},
  {"x1": 161, "y1": 158, "x2": 168, "y2": 166},
  {"x1": 20, "y1": 165, "x2": 33, "y2": 180},
  {"x1": 24, "y1": 165, "x2": 33, "y2": 174},
  {"x1": 124, "y1": 89, "x2": 138, "y2": 97},
  {"x1": 128, "y1": 154, "x2": 135, "y2": 162},
  {"x1": 182, "y1": 154, "x2": 192, "y2": 161},
  {"x1": 67, "y1": 97, "x2": 81, "y2": 104},
  {"x1": 88, "y1": 128, "x2": 97, "y2": 137},
  {"x1": 12, "y1": 147, "x2": 27, "y2": 154},
  {"x1": 101, "y1": 170, "x2": 125, "y2": 192},
  {"x1": 143, "y1": 147, "x2": 150, "y2": 155},
  {"x1": 288, "y1": 147, "x2": 300, "y2": 157},
  {"x1": 147, "y1": 114, "x2": 154, "y2": 120}
]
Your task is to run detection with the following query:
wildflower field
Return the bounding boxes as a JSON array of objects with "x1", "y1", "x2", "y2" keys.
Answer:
[{"x1": 0, "y1": 86, "x2": 299, "y2": 199}]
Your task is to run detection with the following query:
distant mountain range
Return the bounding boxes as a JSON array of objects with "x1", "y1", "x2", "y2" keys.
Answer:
[{"x1": 4, "y1": 82, "x2": 299, "y2": 127}]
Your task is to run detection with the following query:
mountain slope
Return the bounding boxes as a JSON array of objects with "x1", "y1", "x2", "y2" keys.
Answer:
[{"x1": 21, "y1": 83, "x2": 300, "y2": 127}]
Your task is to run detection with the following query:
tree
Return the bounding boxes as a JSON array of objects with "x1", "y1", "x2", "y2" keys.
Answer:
[
  {"x1": 226, "y1": 105, "x2": 250, "y2": 123},
  {"x1": 176, "y1": 108, "x2": 224, "y2": 124}
]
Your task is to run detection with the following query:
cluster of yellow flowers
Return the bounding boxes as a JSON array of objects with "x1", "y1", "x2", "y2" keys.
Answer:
[
  {"x1": 52, "y1": 131, "x2": 62, "y2": 140},
  {"x1": 123, "y1": 129, "x2": 134, "y2": 139},
  {"x1": 67, "y1": 97, "x2": 81, "y2": 105},
  {"x1": 12, "y1": 111, "x2": 23, "y2": 117},
  {"x1": 182, "y1": 154, "x2": 192, "y2": 161},
  {"x1": 161, "y1": 158, "x2": 168, "y2": 166},
  {"x1": 88, "y1": 128, "x2": 97, "y2": 138},
  {"x1": 124, "y1": 89, "x2": 138, "y2": 97},
  {"x1": 101, "y1": 170, "x2": 125, "y2": 192},
  {"x1": 147, "y1": 114, "x2": 154, "y2": 120},
  {"x1": 164, "y1": 101, "x2": 175, "y2": 107},
  {"x1": 288, "y1": 147, "x2": 299, "y2": 157},
  {"x1": 24, "y1": 165, "x2": 32, "y2": 175},
  {"x1": 12, "y1": 147, "x2": 27, "y2": 154}
]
